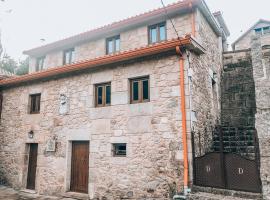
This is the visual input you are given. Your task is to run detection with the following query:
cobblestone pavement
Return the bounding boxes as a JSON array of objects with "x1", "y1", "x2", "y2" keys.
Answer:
[{"x1": 0, "y1": 186, "x2": 76, "y2": 200}]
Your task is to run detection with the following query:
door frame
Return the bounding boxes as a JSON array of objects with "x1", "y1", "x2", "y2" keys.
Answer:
[
  {"x1": 70, "y1": 141, "x2": 89, "y2": 193},
  {"x1": 65, "y1": 140, "x2": 90, "y2": 194},
  {"x1": 25, "y1": 143, "x2": 38, "y2": 190}
]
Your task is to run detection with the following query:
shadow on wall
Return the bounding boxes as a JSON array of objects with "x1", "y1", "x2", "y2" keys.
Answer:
[{"x1": 0, "y1": 171, "x2": 7, "y2": 185}]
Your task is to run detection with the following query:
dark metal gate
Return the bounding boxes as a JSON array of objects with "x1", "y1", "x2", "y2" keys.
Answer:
[{"x1": 192, "y1": 126, "x2": 262, "y2": 193}]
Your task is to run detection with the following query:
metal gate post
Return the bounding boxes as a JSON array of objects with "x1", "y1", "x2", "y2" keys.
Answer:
[
  {"x1": 191, "y1": 130, "x2": 196, "y2": 185},
  {"x1": 219, "y1": 126, "x2": 226, "y2": 188}
]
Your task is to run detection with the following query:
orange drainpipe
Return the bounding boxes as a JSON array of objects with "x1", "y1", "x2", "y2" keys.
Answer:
[{"x1": 176, "y1": 46, "x2": 189, "y2": 189}]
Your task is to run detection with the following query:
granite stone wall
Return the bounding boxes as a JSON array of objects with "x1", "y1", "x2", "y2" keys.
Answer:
[
  {"x1": 0, "y1": 55, "x2": 186, "y2": 199},
  {"x1": 251, "y1": 36, "x2": 270, "y2": 199},
  {"x1": 0, "y1": 8, "x2": 224, "y2": 200},
  {"x1": 188, "y1": 9, "x2": 222, "y2": 158},
  {"x1": 221, "y1": 50, "x2": 256, "y2": 127},
  {"x1": 28, "y1": 13, "x2": 193, "y2": 73}
]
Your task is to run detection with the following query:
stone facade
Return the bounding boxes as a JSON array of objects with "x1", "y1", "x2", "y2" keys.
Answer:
[
  {"x1": 28, "y1": 13, "x2": 194, "y2": 73},
  {"x1": 0, "y1": 3, "x2": 225, "y2": 200},
  {"x1": 222, "y1": 50, "x2": 256, "y2": 127},
  {"x1": 0, "y1": 55, "x2": 185, "y2": 199},
  {"x1": 187, "y1": 9, "x2": 222, "y2": 157},
  {"x1": 251, "y1": 36, "x2": 270, "y2": 199}
]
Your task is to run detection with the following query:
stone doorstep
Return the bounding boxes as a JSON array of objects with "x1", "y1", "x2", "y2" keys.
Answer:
[
  {"x1": 63, "y1": 192, "x2": 90, "y2": 200},
  {"x1": 191, "y1": 186, "x2": 263, "y2": 200},
  {"x1": 19, "y1": 189, "x2": 37, "y2": 194},
  {"x1": 18, "y1": 189, "x2": 39, "y2": 199}
]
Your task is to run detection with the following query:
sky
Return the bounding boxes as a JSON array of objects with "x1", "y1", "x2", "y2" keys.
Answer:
[{"x1": 0, "y1": 0, "x2": 270, "y2": 60}]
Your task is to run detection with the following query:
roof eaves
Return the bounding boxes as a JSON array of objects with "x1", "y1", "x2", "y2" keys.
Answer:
[
  {"x1": 2, "y1": 36, "x2": 203, "y2": 88},
  {"x1": 213, "y1": 11, "x2": 230, "y2": 37},
  {"x1": 197, "y1": 0, "x2": 222, "y2": 37}
]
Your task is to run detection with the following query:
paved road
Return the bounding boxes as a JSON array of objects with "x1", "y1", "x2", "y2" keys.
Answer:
[{"x1": 0, "y1": 186, "x2": 76, "y2": 200}]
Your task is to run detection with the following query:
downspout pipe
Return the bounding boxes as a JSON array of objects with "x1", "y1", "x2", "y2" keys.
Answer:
[{"x1": 174, "y1": 46, "x2": 190, "y2": 199}]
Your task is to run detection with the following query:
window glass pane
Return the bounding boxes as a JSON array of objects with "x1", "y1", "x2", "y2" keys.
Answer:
[
  {"x1": 37, "y1": 58, "x2": 44, "y2": 71},
  {"x1": 71, "y1": 50, "x2": 75, "y2": 63},
  {"x1": 32, "y1": 96, "x2": 36, "y2": 112},
  {"x1": 255, "y1": 28, "x2": 262, "y2": 35},
  {"x1": 114, "y1": 143, "x2": 126, "y2": 156},
  {"x1": 150, "y1": 27, "x2": 157, "y2": 43},
  {"x1": 36, "y1": 95, "x2": 40, "y2": 112},
  {"x1": 41, "y1": 58, "x2": 44, "y2": 69},
  {"x1": 30, "y1": 94, "x2": 41, "y2": 113},
  {"x1": 263, "y1": 26, "x2": 270, "y2": 34},
  {"x1": 133, "y1": 81, "x2": 139, "y2": 101},
  {"x1": 108, "y1": 40, "x2": 113, "y2": 54},
  {"x1": 159, "y1": 25, "x2": 166, "y2": 41},
  {"x1": 64, "y1": 52, "x2": 70, "y2": 64},
  {"x1": 106, "y1": 85, "x2": 111, "y2": 104},
  {"x1": 143, "y1": 80, "x2": 149, "y2": 100},
  {"x1": 97, "y1": 86, "x2": 103, "y2": 105},
  {"x1": 115, "y1": 38, "x2": 120, "y2": 52}
]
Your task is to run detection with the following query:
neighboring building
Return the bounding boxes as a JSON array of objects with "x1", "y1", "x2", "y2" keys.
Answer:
[
  {"x1": 0, "y1": 0, "x2": 230, "y2": 199},
  {"x1": 232, "y1": 19, "x2": 270, "y2": 51}
]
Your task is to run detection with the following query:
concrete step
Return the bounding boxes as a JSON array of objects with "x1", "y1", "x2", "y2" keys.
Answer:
[
  {"x1": 62, "y1": 192, "x2": 90, "y2": 200},
  {"x1": 18, "y1": 189, "x2": 40, "y2": 199},
  {"x1": 190, "y1": 186, "x2": 262, "y2": 200},
  {"x1": 187, "y1": 192, "x2": 256, "y2": 200}
]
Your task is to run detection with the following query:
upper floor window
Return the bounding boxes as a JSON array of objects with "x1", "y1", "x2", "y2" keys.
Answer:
[
  {"x1": 106, "y1": 35, "x2": 120, "y2": 54},
  {"x1": 36, "y1": 57, "x2": 45, "y2": 72},
  {"x1": 149, "y1": 22, "x2": 166, "y2": 44},
  {"x1": 29, "y1": 93, "x2": 41, "y2": 114},
  {"x1": 255, "y1": 26, "x2": 270, "y2": 35},
  {"x1": 130, "y1": 76, "x2": 150, "y2": 104},
  {"x1": 263, "y1": 26, "x2": 270, "y2": 34},
  {"x1": 95, "y1": 82, "x2": 111, "y2": 107},
  {"x1": 63, "y1": 48, "x2": 75, "y2": 65}
]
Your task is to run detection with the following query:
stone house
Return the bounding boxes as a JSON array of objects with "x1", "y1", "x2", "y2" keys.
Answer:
[
  {"x1": 0, "y1": 0, "x2": 229, "y2": 199},
  {"x1": 232, "y1": 19, "x2": 270, "y2": 51}
]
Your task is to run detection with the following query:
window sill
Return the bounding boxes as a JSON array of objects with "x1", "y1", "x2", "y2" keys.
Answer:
[
  {"x1": 130, "y1": 100, "x2": 150, "y2": 104},
  {"x1": 95, "y1": 104, "x2": 111, "y2": 108},
  {"x1": 29, "y1": 112, "x2": 40, "y2": 115},
  {"x1": 113, "y1": 155, "x2": 127, "y2": 158},
  {"x1": 149, "y1": 39, "x2": 167, "y2": 45}
]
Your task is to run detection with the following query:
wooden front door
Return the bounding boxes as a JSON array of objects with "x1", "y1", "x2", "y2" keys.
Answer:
[
  {"x1": 26, "y1": 143, "x2": 38, "y2": 190},
  {"x1": 70, "y1": 141, "x2": 89, "y2": 193}
]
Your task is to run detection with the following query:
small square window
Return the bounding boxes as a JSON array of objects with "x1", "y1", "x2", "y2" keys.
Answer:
[
  {"x1": 36, "y1": 57, "x2": 45, "y2": 72},
  {"x1": 63, "y1": 48, "x2": 75, "y2": 65},
  {"x1": 106, "y1": 35, "x2": 120, "y2": 54},
  {"x1": 95, "y1": 83, "x2": 111, "y2": 107},
  {"x1": 130, "y1": 76, "x2": 150, "y2": 104},
  {"x1": 29, "y1": 94, "x2": 41, "y2": 114},
  {"x1": 263, "y1": 26, "x2": 270, "y2": 34},
  {"x1": 255, "y1": 28, "x2": 263, "y2": 35},
  {"x1": 149, "y1": 22, "x2": 166, "y2": 44},
  {"x1": 112, "y1": 143, "x2": 126, "y2": 157}
]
